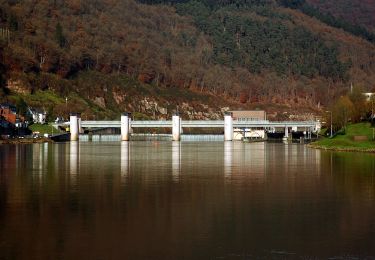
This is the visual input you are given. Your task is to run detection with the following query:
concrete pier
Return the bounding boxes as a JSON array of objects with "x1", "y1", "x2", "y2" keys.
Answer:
[
  {"x1": 172, "y1": 114, "x2": 181, "y2": 141},
  {"x1": 121, "y1": 113, "x2": 131, "y2": 141},
  {"x1": 77, "y1": 113, "x2": 82, "y2": 134},
  {"x1": 284, "y1": 126, "x2": 289, "y2": 138},
  {"x1": 224, "y1": 113, "x2": 233, "y2": 141},
  {"x1": 70, "y1": 114, "x2": 79, "y2": 141}
]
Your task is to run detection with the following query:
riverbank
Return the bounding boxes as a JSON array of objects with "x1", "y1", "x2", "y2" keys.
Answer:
[
  {"x1": 0, "y1": 137, "x2": 53, "y2": 145},
  {"x1": 309, "y1": 123, "x2": 375, "y2": 153},
  {"x1": 29, "y1": 123, "x2": 63, "y2": 135}
]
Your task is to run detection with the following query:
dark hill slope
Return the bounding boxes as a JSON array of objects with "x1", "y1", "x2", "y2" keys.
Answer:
[
  {"x1": 307, "y1": 0, "x2": 375, "y2": 33},
  {"x1": 0, "y1": 0, "x2": 374, "y2": 120}
]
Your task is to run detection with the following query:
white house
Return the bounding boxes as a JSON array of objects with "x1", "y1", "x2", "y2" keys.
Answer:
[{"x1": 27, "y1": 107, "x2": 47, "y2": 124}]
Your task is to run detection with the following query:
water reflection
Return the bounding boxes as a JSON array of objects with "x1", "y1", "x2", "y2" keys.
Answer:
[
  {"x1": 32, "y1": 143, "x2": 43, "y2": 173},
  {"x1": 69, "y1": 141, "x2": 79, "y2": 177},
  {"x1": 172, "y1": 142, "x2": 181, "y2": 182},
  {"x1": 224, "y1": 142, "x2": 233, "y2": 178},
  {"x1": 120, "y1": 141, "x2": 130, "y2": 181},
  {"x1": 0, "y1": 142, "x2": 374, "y2": 259}
]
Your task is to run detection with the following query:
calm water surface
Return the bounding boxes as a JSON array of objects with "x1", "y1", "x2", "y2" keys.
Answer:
[{"x1": 1, "y1": 141, "x2": 375, "y2": 259}]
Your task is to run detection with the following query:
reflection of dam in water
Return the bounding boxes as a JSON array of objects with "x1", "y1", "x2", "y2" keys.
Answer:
[
  {"x1": 78, "y1": 134, "x2": 225, "y2": 142},
  {"x1": 17, "y1": 142, "x2": 322, "y2": 186},
  {"x1": 3, "y1": 141, "x2": 374, "y2": 259},
  {"x1": 121, "y1": 142, "x2": 130, "y2": 180},
  {"x1": 70, "y1": 141, "x2": 79, "y2": 177}
]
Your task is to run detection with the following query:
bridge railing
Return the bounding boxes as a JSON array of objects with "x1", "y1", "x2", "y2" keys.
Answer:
[{"x1": 59, "y1": 120, "x2": 318, "y2": 128}]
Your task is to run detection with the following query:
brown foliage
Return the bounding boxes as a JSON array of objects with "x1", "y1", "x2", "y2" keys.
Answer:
[
  {"x1": 0, "y1": 0, "x2": 374, "y2": 112},
  {"x1": 239, "y1": 91, "x2": 249, "y2": 104},
  {"x1": 138, "y1": 73, "x2": 154, "y2": 84}
]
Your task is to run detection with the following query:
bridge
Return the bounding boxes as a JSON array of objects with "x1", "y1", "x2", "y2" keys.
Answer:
[
  {"x1": 63, "y1": 113, "x2": 319, "y2": 141},
  {"x1": 77, "y1": 120, "x2": 317, "y2": 129}
]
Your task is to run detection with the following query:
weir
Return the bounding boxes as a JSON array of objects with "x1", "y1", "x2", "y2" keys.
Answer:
[{"x1": 66, "y1": 113, "x2": 319, "y2": 142}]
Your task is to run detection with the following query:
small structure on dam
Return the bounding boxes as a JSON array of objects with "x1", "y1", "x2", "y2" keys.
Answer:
[{"x1": 230, "y1": 110, "x2": 267, "y2": 140}]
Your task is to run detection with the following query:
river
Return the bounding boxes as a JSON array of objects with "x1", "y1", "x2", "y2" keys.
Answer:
[{"x1": 0, "y1": 141, "x2": 375, "y2": 259}]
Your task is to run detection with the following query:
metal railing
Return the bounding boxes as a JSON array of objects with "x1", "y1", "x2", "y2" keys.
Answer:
[{"x1": 58, "y1": 120, "x2": 317, "y2": 129}]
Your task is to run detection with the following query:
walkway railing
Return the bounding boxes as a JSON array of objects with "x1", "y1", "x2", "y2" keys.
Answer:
[{"x1": 63, "y1": 120, "x2": 318, "y2": 128}]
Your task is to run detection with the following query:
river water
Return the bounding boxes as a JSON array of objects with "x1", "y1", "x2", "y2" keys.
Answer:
[{"x1": 0, "y1": 141, "x2": 375, "y2": 259}]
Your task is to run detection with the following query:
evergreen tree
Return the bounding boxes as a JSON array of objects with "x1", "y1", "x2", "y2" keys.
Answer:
[
  {"x1": 55, "y1": 22, "x2": 66, "y2": 48},
  {"x1": 8, "y1": 14, "x2": 18, "y2": 31}
]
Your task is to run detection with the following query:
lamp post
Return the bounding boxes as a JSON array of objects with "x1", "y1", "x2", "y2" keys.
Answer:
[
  {"x1": 326, "y1": 110, "x2": 333, "y2": 138},
  {"x1": 65, "y1": 97, "x2": 68, "y2": 117}
]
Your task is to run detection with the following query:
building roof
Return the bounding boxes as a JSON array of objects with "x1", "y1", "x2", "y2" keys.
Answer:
[
  {"x1": 28, "y1": 107, "x2": 46, "y2": 114},
  {"x1": 0, "y1": 103, "x2": 17, "y2": 113}
]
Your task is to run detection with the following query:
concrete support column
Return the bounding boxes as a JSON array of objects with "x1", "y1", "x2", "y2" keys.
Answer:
[
  {"x1": 172, "y1": 114, "x2": 181, "y2": 141},
  {"x1": 224, "y1": 113, "x2": 233, "y2": 141},
  {"x1": 70, "y1": 113, "x2": 79, "y2": 141},
  {"x1": 284, "y1": 126, "x2": 289, "y2": 138},
  {"x1": 77, "y1": 113, "x2": 82, "y2": 134},
  {"x1": 121, "y1": 113, "x2": 131, "y2": 141}
]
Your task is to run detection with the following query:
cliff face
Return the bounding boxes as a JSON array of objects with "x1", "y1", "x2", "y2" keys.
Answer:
[{"x1": 0, "y1": 0, "x2": 374, "y2": 120}]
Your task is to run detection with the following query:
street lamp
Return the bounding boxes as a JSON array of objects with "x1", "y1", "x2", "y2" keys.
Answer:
[
  {"x1": 65, "y1": 97, "x2": 68, "y2": 117},
  {"x1": 326, "y1": 110, "x2": 333, "y2": 138}
]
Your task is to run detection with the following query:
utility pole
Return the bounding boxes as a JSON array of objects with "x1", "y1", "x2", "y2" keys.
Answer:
[
  {"x1": 330, "y1": 111, "x2": 333, "y2": 138},
  {"x1": 65, "y1": 97, "x2": 68, "y2": 119}
]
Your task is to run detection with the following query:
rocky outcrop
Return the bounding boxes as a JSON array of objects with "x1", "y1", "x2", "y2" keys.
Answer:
[
  {"x1": 93, "y1": 96, "x2": 106, "y2": 108},
  {"x1": 6, "y1": 79, "x2": 31, "y2": 94}
]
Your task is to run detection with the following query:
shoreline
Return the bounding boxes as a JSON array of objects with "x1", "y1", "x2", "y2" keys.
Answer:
[
  {"x1": 308, "y1": 143, "x2": 375, "y2": 153},
  {"x1": 0, "y1": 138, "x2": 53, "y2": 145}
]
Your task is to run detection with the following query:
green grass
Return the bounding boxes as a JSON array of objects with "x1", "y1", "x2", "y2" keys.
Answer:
[
  {"x1": 312, "y1": 123, "x2": 375, "y2": 151},
  {"x1": 8, "y1": 90, "x2": 65, "y2": 107},
  {"x1": 29, "y1": 123, "x2": 63, "y2": 135}
]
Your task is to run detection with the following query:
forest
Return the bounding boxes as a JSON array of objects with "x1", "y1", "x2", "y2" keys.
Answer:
[
  {"x1": 306, "y1": 0, "x2": 375, "y2": 34},
  {"x1": 279, "y1": 0, "x2": 375, "y2": 43},
  {"x1": 0, "y1": 0, "x2": 374, "y2": 120}
]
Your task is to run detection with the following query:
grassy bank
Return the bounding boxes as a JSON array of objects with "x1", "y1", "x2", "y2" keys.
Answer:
[
  {"x1": 309, "y1": 123, "x2": 375, "y2": 152},
  {"x1": 29, "y1": 123, "x2": 63, "y2": 135}
]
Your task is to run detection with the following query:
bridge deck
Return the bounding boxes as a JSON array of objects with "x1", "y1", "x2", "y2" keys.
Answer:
[{"x1": 59, "y1": 120, "x2": 317, "y2": 129}]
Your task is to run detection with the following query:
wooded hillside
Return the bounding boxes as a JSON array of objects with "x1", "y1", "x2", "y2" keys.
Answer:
[
  {"x1": 307, "y1": 0, "x2": 375, "y2": 33},
  {"x1": 0, "y1": 0, "x2": 374, "y2": 120}
]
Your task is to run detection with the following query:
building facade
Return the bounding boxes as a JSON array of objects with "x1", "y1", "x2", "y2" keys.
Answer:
[
  {"x1": 230, "y1": 110, "x2": 267, "y2": 121},
  {"x1": 230, "y1": 110, "x2": 267, "y2": 140},
  {"x1": 0, "y1": 104, "x2": 17, "y2": 124}
]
